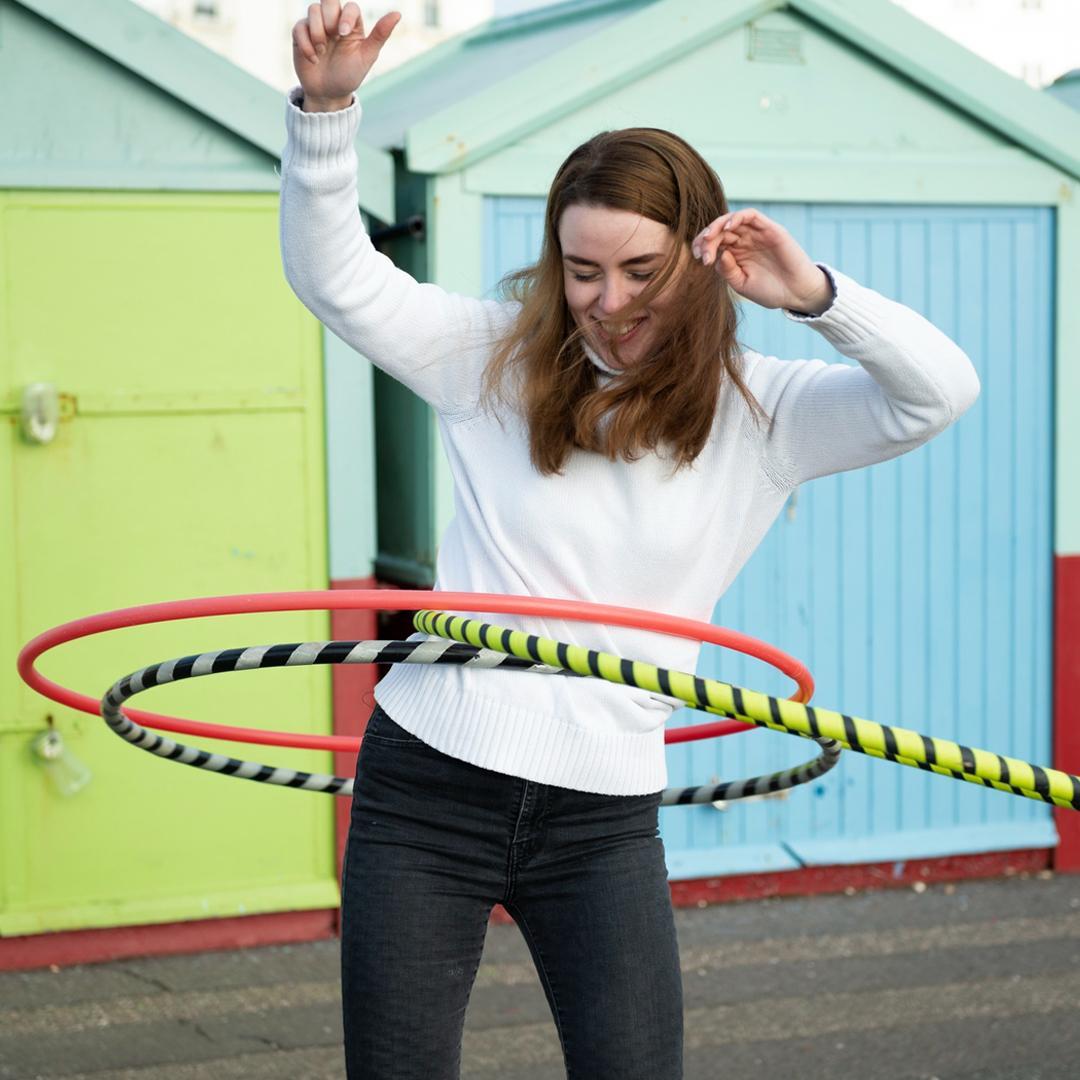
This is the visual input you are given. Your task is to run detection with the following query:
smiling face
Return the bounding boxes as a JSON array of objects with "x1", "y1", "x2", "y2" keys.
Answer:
[{"x1": 558, "y1": 203, "x2": 684, "y2": 370}]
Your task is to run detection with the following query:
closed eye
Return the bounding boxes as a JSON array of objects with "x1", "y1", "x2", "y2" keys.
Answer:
[{"x1": 570, "y1": 271, "x2": 656, "y2": 283}]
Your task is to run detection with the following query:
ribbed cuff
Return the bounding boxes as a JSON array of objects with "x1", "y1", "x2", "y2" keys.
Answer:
[
  {"x1": 782, "y1": 263, "x2": 837, "y2": 323},
  {"x1": 282, "y1": 85, "x2": 362, "y2": 171},
  {"x1": 784, "y1": 264, "x2": 890, "y2": 348}
]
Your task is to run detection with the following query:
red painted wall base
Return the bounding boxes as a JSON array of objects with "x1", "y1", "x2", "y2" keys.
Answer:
[
  {"x1": 0, "y1": 908, "x2": 337, "y2": 973},
  {"x1": 667, "y1": 847, "x2": 1051, "y2": 906},
  {"x1": 487, "y1": 848, "x2": 1051, "y2": 925},
  {"x1": 1054, "y1": 554, "x2": 1080, "y2": 871},
  {"x1": 329, "y1": 576, "x2": 383, "y2": 889},
  {"x1": 1, "y1": 854, "x2": 1053, "y2": 970}
]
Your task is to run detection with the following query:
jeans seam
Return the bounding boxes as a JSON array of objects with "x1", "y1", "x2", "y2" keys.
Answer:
[
  {"x1": 505, "y1": 902, "x2": 571, "y2": 1072},
  {"x1": 504, "y1": 781, "x2": 532, "y2": 905}
]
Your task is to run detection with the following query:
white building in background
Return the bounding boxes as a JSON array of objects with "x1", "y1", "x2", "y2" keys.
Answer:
[
  {"x1": 133, "y1": 0, "x2": 1078, "y2": 92},
  {"x1": 131, "y1": 0, "x2": 496, "y2": 89},
  {"x1": 891, "y1": 0, "x2": 1078, "y2": 87}
]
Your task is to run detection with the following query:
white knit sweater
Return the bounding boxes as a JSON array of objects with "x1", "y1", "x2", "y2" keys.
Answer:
[{"x1": 280, "y1": 89, "x2": 981, "y2": 795}]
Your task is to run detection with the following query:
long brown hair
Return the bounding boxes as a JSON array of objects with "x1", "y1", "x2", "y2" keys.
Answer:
[{"x1": 484, "y1": 127, "x2": 763, "y2": 476}]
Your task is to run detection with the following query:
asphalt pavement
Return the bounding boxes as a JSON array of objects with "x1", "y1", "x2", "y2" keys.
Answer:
[{"x1": 2, "y1": 871, "x2": 1079, "y2": 1079}]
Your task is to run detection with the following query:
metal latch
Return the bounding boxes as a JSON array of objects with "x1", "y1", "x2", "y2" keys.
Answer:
[{"x1": 20, "y1": 382, "x2": 64, "y2": 444}]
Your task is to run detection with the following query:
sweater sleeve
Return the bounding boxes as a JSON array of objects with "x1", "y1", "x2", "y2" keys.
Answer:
[
  {"x1": 748, "y1": 266, "x2": 981, "y2": 490},
  {"x1": 279, "y1": 88, "x2": 515, "y2": 416}
]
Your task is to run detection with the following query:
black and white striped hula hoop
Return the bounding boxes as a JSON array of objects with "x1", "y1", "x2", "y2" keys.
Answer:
[{"x1": 100, "y1": 637, "x2": 842, "y2": 807}]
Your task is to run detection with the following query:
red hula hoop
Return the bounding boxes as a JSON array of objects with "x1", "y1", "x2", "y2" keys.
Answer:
[{"x1": 17, "y1": 590, "x2": 814, "y2": 750}]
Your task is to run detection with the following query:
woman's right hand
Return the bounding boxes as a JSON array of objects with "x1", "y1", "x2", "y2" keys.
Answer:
[{"x1": 292, "y1": 2, "x2": 401, "y2": 111}]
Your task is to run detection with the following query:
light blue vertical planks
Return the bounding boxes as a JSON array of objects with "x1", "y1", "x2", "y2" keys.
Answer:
[{"x1": 483, "y1": 195, "x2": 1056, "y2": 875}]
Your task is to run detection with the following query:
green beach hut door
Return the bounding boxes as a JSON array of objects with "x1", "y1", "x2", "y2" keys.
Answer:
[
  {"x1": 1, "y1": 191, "x2": 339, "y2": 937},
  {"x1": 484, "y1": 196, "x2": 1055, "y2": 877}
]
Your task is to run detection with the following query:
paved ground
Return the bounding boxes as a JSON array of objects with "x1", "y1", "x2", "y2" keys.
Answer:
[{"x1": 2, "y1": 871, "x2": 1079, "y2": 1079}]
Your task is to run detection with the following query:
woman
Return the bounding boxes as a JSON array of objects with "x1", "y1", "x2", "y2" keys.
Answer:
[{"x1": 282, "y1": 6, "x2": 980, "y2": 1077}]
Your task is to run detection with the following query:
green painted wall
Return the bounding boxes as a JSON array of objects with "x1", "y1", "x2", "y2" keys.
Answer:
[
  {"x1": 1, "y1": 191, "x2": 337, "y2": 936},
  {"x1": 483, "y1": 11, "x2": 1026, "y2": 182}
]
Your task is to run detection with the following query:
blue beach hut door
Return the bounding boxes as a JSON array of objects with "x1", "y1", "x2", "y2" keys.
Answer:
[{"x1": 483, "y1": 196, "x2": 1055, "y2": 878}]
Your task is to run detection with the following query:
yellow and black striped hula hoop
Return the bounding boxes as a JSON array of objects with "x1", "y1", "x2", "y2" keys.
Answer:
[{"x1": 415, "y1": 611, "x2": 1080, "y2": 812}]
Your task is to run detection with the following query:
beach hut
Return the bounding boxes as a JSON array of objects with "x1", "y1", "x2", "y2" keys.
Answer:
[
  {"x1": 359, "y1": 0, "x2": 1080, "y2": 896},
  {"x1": 0, "y1": 0, "x2": 395, "y2": 967}
]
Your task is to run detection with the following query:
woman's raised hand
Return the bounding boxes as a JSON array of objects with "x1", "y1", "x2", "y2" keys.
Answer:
[
  {"x1": 292, "y1": 3, "x2": 401, "y2": 111},
  {"x1": 692, "y1": 209, "x2": 833, "y2": 315}
]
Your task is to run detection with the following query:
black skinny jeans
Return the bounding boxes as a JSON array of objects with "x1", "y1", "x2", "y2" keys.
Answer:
[{"x1": 340, "y1": 706, "x2": 684, "y2": 1079}]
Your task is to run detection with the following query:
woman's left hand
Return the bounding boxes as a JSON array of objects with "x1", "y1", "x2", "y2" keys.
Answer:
[{"x1": 692, "y1": 209, "x2": 833, "y2": 315}]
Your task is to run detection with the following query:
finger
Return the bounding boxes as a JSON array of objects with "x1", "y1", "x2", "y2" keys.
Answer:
[
  {"x1": 699, "y1": 228, "x2": 745, "y2": 267},
  {"x1": 292, "y1": 19, "x2": 318, "y2": 64},
  {"x1": 308, "y1": 3, "x2": 327, "y2": 49},
  {"x1": 716, "y1": 247, "x2": 741, "y2": 282},
  {"x1": 694, "y1": 213, "x2": 732, "y2": 248},
  {"x1": 368, "y1": 10, "x2": 402, "y2": 45},
  {"x1": 731, "y1": 210, "x2": 774, "y2": 236},
  {"x1": 338, "y1": 1, "x2": 361, "y2": 35},
  {"x1": 693, "y1": 212, "x2": 739, "y2": 258},
  {"x1": 320, "y1": 0, "x2": 342, "y2": 40}
]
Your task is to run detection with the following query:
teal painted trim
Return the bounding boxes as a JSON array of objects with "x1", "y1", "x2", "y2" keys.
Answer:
[
  {"x1": 663, "y1": 842, "x2": 803, "y2": 880},
  {"x1": 1056, "y1": 191, "x2": 1080, "y2": 556},
  {"x1": 359, "y1": 22, "x2": 493, "y2": 107},
  {"x1": 786, "y1": 822, "x2": 1059, "y2": 868},
  {"x1": 360, "y1": 0, "x2": 652, "y2": 110},
  {"x1": 12, "y1": 0, "x2": 395, "y2": 220},
  {"x1": 405, "y1": 0, "x2": 779, "y2": 173},
  {"x1": 464, "y1": 149, "x2": 1069, "y2": 205},
  {"x1": 323, "y1": 330, "x2": 376, "y2": 581},
  {"x1": 428, "y1": 174, "x2": 484, "y2": 546},
  {"x1": 793, "y1": 0, "x2": 1080, "y2": 182},
  {"x1": 0, "y1": 165, "x2": 280, "y2": 192}
]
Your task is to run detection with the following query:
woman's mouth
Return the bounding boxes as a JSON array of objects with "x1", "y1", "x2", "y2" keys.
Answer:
[{"x1": 596, "y1": 317, "x2": 646, "y2": 345}]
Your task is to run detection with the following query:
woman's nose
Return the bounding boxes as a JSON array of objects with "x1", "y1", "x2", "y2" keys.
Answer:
[{"x1": 598, "y1": 278, "x2": 629, "y2": 314}]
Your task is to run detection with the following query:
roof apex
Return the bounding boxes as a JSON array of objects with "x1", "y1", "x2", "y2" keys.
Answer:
[
  {"x1": 401, "y1": 0, "x2": 1080, "y2": 183},
  {"x1": 14, "y1": 0, "x2": 396, "y2": 220}
]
